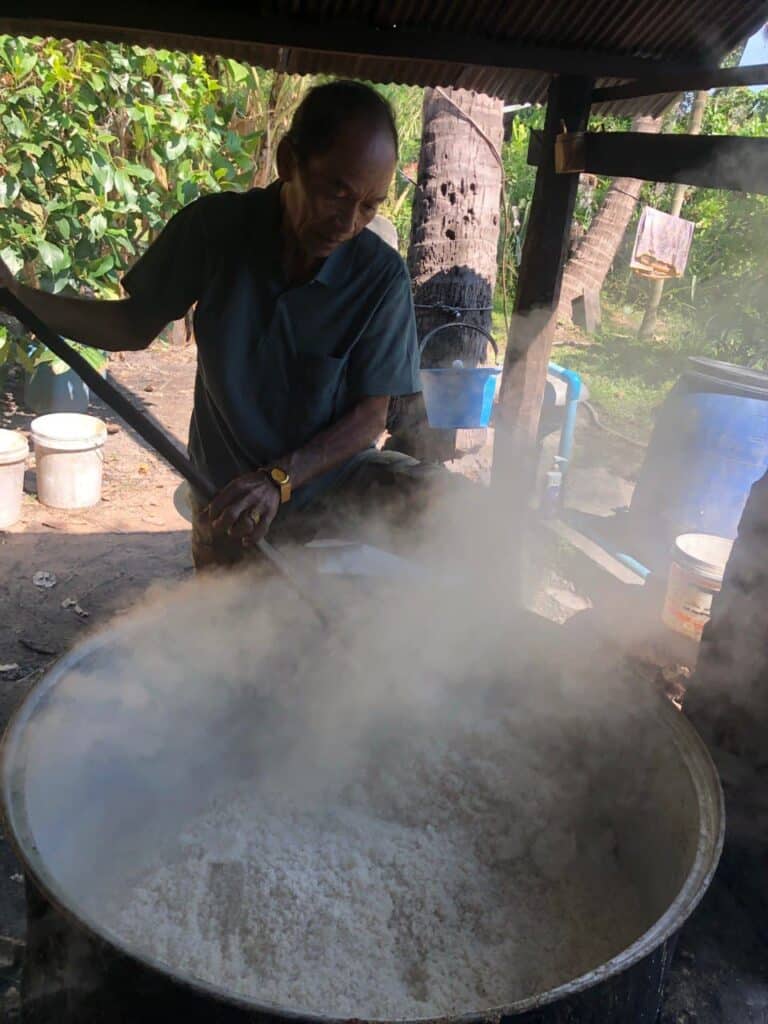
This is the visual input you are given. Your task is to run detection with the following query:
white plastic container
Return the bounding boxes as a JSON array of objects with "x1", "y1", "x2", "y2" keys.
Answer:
[
  {"x1": 31, "y1": 414, "x2": 107, "y2": 510},
  {"x1": 662, "y1": 533, "x2": 734, "y2": 641},
  {"x1": 0, "y1": 429, "x2": 29, "y2": 528}
]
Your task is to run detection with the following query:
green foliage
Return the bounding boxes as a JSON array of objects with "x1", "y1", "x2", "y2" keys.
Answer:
[
  {"x1": 13, "y1": 335, "x2": 108, "y2": 375},
  {"x1": 500, "y1": 107, "x2": 545, "y2": 271},
  {"x1": 0, "y1": 321, "x2": 108, "y2": 378},
  {"x1": 4, "y1": 31, "x2": 766, "y2": 397},
  {"x1": 0, "y1": 35, "x2": 310, "y2": 370},
  {"x1": 665, "y1": 90, "x2": 768, "y2": 368},
  {"x1": 373, "y1": 82, "x2": 423, "y2": 250},
  {"x1": 589, "y1": 89, "x2": 768, "y2": 371},
  {"x1": 0, "y1": 36, "x2": 424, "y2": 371}
]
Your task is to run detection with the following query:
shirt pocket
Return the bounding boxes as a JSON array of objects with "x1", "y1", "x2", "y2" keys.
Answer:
[{"x1": 294, "y1": 352, "x2": 349, "y2": 433}]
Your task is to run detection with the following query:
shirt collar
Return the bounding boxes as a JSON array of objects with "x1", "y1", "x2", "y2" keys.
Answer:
[
  {"x1": 312, "y1": 239, "x2": 356, "y2": 288},
  {"x1": 261, "y1": 179, "x2": 356, "y2": 290}
]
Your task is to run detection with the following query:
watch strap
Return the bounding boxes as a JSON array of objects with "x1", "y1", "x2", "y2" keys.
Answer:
[{"x1": 260, "y1": 465, "x2": 291, "y2": 504}]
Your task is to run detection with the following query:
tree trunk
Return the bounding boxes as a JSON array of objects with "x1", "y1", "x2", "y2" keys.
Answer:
[
  {"x1": 250, "y1": 74, "x2": 309, "y2": 188},
  {"x1": 252, "y1": 73, "x2": 287, "y2": 188},
  {"x1": 387, "y1": 87, "x2": 504, "y2": 461},
  {"x1": 638, "y1": 91, "x2": 708, "y2": 342},
  {"x1": 557, "y1": 114, "x2": 662, "y2": 324}
]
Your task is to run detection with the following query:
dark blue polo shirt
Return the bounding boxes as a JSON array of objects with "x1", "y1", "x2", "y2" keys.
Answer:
[{"x1": 121, "y1": 181, "x2": 420, "y2": 506}]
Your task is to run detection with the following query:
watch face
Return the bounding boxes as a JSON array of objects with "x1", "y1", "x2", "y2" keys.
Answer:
[{"x1": 271, "y1": 468, "x2": 289, "y2": 484}]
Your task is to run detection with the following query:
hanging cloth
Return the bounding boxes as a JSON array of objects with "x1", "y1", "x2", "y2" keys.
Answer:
[{"x1": 630, "y1": 206, "x2": 695, "y2": 279}]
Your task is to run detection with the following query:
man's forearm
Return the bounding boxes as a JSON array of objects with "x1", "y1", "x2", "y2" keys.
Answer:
[
  {"x1": 281, "y1": 396, "x2": 389, "y2": 489},
  {"x1": 9, "y1": 284, "x2": 165, "y2": 352}
]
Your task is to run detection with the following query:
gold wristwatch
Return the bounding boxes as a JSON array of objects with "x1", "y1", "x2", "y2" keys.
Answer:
[{"x1": 262, "y1": 465, "x2": 291, "y2": 504}]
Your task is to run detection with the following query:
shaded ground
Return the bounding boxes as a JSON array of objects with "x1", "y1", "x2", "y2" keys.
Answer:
[
  {"x1": 0, "y1": 343, "x2": 766, "y2": 1021},
  {"x1": 660, "y1": 844, "x2": 768, "y2": 1023}
]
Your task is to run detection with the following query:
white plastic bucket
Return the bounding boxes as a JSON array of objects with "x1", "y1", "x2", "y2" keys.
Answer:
[
  {"x1": 0, "y1": 429, "x2": 29, "y2": 528},
  {"x1": 31, "y1": 414, "x2": 107, "y2": 510},
  {"x1": 662, "y1": 533, "x2": 734, "y2": 641}
]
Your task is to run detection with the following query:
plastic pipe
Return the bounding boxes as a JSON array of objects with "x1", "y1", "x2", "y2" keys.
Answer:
[
  {"x1": 544, "y1": 362, "x2": 653, "y2": 581},
  {"x1": 547, "y1": 362, "x2": 582, "y2": 470},
  {"x1": 581, "y1": 528, "x2": 653, "y2": 581},
  {"x1": 560, "y1": 508, "x2": 653, "y2": 581}
]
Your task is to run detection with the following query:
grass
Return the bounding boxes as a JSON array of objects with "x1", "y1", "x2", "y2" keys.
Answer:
[
  {"x1": 489, "y1": 294, "x2": 707, "y2": 442},
  {"x1": 556, "y1": 302, "x2": 721, "y2": 439},
  {"x1": 553, "y1": 342, "x2": 677, "y2": 441}
]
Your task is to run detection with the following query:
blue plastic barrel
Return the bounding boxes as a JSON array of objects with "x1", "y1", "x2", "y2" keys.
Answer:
[
  {"x1": 629, "y1": 358, "x2": 768, "y2": 546},
  {"x1": 24, "y1": 364, "x2": 90, "y2": 414}
]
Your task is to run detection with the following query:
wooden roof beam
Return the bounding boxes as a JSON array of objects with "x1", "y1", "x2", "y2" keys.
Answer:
[
  {"x1": 0, "y1": 10, "x2": 716, "y2": 81},
  {"x1": 593, "y1": 63, "x2": 768, "y2": 102},
  {"x1": 528, "y1": 130, "x2": 768, "y2": 195}
]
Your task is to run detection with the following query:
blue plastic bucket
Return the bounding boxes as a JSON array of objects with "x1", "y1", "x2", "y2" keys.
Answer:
[
  {"x1": 421, "y1": 366, "x2": 501, "y2": 428},
  {"x1": 630, "y1": 358, "x2": 768, "y2": 545},
  {"x1": 418, "y1": 322, "x2": 501, "y2": 429}
]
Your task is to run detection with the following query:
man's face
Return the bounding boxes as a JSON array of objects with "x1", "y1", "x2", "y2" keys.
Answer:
[{"x1": 279, "y1": 117, "x2": 397, "y2": 261}]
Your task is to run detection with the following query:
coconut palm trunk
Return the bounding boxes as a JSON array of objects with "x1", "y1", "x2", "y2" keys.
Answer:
[
  {"x1": 557, "y1": 115, "x2": 662, "y2": 325},
  {"x1": 387, "y1": 87, "x2": 504, "y2": 461}
]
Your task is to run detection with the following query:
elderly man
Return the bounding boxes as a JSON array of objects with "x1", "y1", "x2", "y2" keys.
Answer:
[{"x1": 0, "y1": 80, "x2": 452, "y2": 569}]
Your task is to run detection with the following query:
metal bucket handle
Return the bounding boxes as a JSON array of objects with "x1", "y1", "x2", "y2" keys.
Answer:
[{"x1": 418, "y1": 321, "x2": 499, "y2": 365}]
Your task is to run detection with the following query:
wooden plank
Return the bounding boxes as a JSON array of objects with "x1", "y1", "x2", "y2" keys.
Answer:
[
  {"x1": 492, "y1": 75, "x2": 593, "y2": 576},
  {"x1": 543, "y1": 519, "x2": 645, "y2": 587},
  {"x1": 572, "y1": 290, "x2": 602, "y2": 333},
  {"x1": 548, "y1": 131, "x2": 768, "y2": 195},
  {"x1": 0, "y1": 9, "x2": 714, "y2": 81},
  {"x1": 593, "y1": 63, "x2": 768, "y2": 103}
]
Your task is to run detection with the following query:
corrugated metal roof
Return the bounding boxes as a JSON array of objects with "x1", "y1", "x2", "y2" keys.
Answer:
[{"x1": 1, "y1": 1, "x2": 767, "y2": 114}]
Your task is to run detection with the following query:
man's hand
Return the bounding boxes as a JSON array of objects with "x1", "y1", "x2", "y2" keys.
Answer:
[
  {"x1": 202, "y1": 395, "x2": 389, "y2": 552},
  {"x1": 206, "y1": 472, "x2": 281, "y2": 547}
]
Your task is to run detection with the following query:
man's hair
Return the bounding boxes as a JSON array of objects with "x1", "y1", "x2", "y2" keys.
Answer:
[{"x1": 285, "y1": 80, "x2": 399, "y2": 163}]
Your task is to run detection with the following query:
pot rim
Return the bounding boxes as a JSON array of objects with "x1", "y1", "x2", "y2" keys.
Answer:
[{"x1": 1, "y1": 631, "x2": 725, "y2": 1023}]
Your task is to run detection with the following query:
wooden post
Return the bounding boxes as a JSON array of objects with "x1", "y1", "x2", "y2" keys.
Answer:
[{"x1": 491, "y1": 75, "x2": 592, "y2": 589}]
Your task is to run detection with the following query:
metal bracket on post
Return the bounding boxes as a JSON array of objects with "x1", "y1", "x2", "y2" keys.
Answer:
[{"x1": 554, "y1": 132, "x2": 587, "y2": 173}]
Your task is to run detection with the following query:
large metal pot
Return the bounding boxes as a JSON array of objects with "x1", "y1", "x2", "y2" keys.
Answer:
[{"x1": 1, "y1": 601, "x2": 723, "y2": 1024}]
